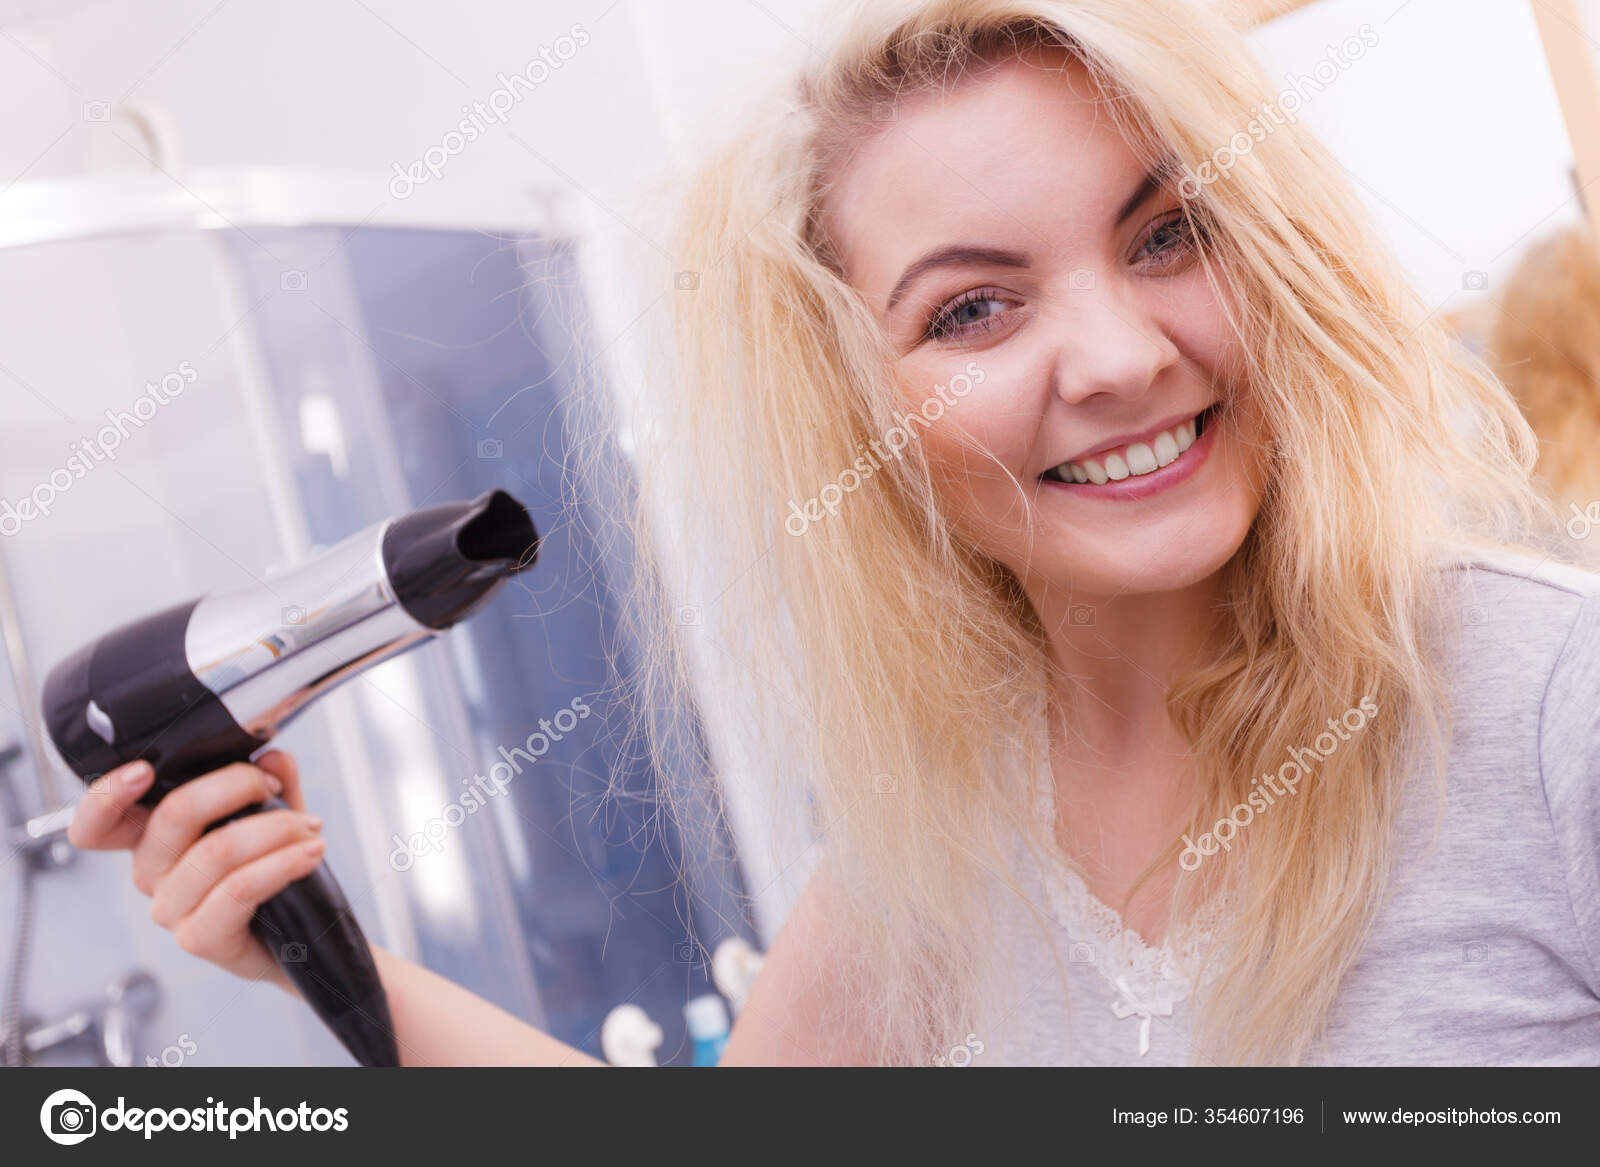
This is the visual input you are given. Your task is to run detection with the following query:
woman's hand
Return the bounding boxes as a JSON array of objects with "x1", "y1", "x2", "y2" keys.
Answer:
[
  {"x1": 67, "y1": 750, "x2": 608, "y2": 1066},
  {"x1": 66, "y1": 750, "x2": 327, "y2": 992}
]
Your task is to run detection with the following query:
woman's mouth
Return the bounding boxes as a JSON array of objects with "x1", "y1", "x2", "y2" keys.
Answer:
[{"x1": 1039, "y1": 403, "x2": 1223, "y2": 501}]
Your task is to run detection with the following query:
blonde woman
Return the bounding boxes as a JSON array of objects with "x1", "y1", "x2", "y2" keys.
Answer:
[{"x1": 70, "y1": 0, "x2": 1600, "y2": 1066}]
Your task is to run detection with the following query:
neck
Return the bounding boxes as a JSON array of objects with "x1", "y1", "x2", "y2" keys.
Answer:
[
  {"x1": 1027, "y1": 573, "x2": 1225, "y2": 759},
  {"x1": 1023, "y1": 572, "x2": 1228, "y2": 930}
]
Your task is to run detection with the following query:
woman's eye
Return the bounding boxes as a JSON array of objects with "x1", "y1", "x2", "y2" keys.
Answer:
[
  {"x1": 1135, "y1": 212, "x2": 1199, "y2": 268},
  {"x1": 926, "y1": 293, "x2": 1011, "y2": 341}
]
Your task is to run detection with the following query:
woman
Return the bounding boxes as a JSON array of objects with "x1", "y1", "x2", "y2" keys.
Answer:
[{"x1": 68, "y1": 0, "x2": 1600, "y2": 1066}]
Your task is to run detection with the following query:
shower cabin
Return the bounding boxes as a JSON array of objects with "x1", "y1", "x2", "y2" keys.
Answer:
[{"x1": 0, "y1": 170, "x2": 756, "y2": 1066}]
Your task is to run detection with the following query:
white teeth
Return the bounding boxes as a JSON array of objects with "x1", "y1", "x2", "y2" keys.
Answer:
[
  {"x1": 1046, "y1": 409, "x2": 1208, "y2": 487},
  {"x1": 1125, "y1": 442, "x2": 1156, "y2": 475},
  {"x1": 1153, "y1": 431, "x2": 1178, "y2": 467}
]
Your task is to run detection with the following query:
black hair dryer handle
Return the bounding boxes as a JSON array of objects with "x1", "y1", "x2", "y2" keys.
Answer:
[{"x1": 215, "y1": 800, "x2": 399, "y2": 1067}]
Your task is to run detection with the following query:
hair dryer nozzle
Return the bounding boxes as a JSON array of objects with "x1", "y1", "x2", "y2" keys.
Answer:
[{"x1": 382, "y1": 489, "x2": 538, "y2": 630}]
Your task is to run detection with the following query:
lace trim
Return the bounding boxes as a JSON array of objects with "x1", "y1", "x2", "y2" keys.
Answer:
[{"x1": 1030, "y1": 775, "x2": 1226, "y2": 1056}]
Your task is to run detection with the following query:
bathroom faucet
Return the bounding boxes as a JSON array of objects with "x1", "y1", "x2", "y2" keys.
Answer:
[{"x1": 12, "y1": 969, "x2": 161, "y2": 1067}]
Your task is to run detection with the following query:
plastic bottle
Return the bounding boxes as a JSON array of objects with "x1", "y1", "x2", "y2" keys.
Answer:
[{"x1": 683, "y1": 994, "x2": 731, "y2": 1066}]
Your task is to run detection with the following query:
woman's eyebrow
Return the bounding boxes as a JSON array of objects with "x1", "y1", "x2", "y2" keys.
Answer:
[
  {"x1": 1115, "y1": 169, "x2": 1164, "y2": 228},
  {"x1": 886, "y1": 245, "x2": 1031, "y2": 311}
]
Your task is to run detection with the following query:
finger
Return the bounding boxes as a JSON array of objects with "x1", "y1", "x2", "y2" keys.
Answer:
[
  {"x1": 254, "y1": 750, "x2": 306, "y2": 814},
  {"x1": 148, "y1": 808, "x2": 325, "y2": 930},
  {"x1": 132, "y1": 763, "x2": 282, "y2": 897},
  {"x1": 67, "y1": 761, "x2": 154, "y2": 852},
  {"x1": 172, "y1": 837, "x2": 327, "y2": 964}
]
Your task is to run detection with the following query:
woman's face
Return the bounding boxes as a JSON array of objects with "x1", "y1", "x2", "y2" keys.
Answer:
[{"x1": 826, "y1": 54, "x2": 1267, "y2": 601}]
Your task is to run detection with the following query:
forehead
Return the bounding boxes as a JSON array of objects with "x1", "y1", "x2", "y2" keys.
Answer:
[{"x1": 823, "y1": 53, "x2": 1146, "y2": 295}]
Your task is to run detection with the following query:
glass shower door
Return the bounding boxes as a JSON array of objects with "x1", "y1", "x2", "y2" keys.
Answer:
[{"x1": 0, "y1": 188, "x2": 755, "y2": 1066}]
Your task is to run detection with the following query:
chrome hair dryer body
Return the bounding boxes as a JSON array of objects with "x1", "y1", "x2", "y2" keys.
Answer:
[{"x1": 42, "y1": 489, "x2": 539, "y2": 1066}]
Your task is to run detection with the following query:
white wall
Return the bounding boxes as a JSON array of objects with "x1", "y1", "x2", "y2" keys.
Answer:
[
  {"x1": 1251, "y1": 0, "x2": 1585, "y2": 313},
  {"x1": 0, "y1": 0, "x2": 1587, "y2": 310},
  {"x1": 0, "y1": 0, "x2": 820, "y2": 241}
]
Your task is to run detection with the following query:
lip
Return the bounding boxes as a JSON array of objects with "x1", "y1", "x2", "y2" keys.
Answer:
[
  {"x1": 1051, "y1": 405, "x2": 1212, "y2": 466},
  {"x1": 1038, "y1": 402, "x2": 1222, "y2": 503}
]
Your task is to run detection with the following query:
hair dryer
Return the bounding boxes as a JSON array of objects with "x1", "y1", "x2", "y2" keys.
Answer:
[{"x1": 41, "y1": 489, "x2": 539, "y2": 1067}]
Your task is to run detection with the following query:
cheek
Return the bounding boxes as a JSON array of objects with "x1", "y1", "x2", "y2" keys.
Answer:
[
  {"x1": 895, "y1": 356, "x2": 1045, "y2": 528},
  {"x1": 895, "y1": 344, "x2": 1052, "y2": 470},
  {"x1": 1158, "y1": 273, "x2": 1248, "y2": 388}
]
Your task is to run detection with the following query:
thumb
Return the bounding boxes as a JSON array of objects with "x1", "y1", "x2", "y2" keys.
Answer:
[{"x1": 254, "y1": 749, "x2": 306, "y2": 813}]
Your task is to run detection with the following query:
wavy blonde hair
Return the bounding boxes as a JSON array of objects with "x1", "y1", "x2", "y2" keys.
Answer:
[
  {"x1": 578, "y1": 0, "x2": 1566, "y2": 1065},
  {"x1": 1486, "y1": 222, "x2": 1600, "y2": 517}
]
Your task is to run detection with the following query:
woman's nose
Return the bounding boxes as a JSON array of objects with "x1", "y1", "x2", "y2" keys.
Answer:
[{"x1": 1045, "y1": 286, "x2": 1181, "y2": 406}]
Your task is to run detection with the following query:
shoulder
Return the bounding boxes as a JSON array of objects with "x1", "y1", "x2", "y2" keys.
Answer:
[
  {"x1": 1427, "y1": 543, "x2": 1600, "y2": 767},
  {"x1": 1432, "y1": 544, "x2": 1600, "y2": 980},
  {"x1": 1434, "y1": 543, "x2": 1600, "y2": 623},
  {"x1": 719, "y1": 864, "x2": 876, "y2": 1065},
  {"x1": 1429, "y1": 545, "x2": 1600, "y2": 691}
]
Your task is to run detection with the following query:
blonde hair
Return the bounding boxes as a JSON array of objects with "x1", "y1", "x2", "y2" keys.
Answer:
[
  {"x1": 579, "y1": 0, "x2": 1566, "y2": 1064},
  {"x1": 1486, "y1": 222, "x2": 1600, "y2": 516}
]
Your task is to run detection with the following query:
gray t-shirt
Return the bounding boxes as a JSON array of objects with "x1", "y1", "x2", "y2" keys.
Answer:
[{"x1": 978, "y1": 550, "x2": 1600, "y2": 1065}]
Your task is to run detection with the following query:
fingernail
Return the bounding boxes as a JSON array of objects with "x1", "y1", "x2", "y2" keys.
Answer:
[
  {"x1": 266, "y1": 774, "x2": 284, "y2": 796},
  {"x1": 303, "y1": 814, "x2": 323, "y2": 832},
  {"x1": 118, "y1": 762, "x2": 154, "y2": 792},
  {"x1": 302, "y1": 838, "x2": 326, "y2": 857}
]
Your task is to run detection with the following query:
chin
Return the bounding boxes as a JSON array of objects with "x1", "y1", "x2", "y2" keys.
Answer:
[{"x1": 1028, "y1": 506, "x2": 1255, "y2": 599}]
